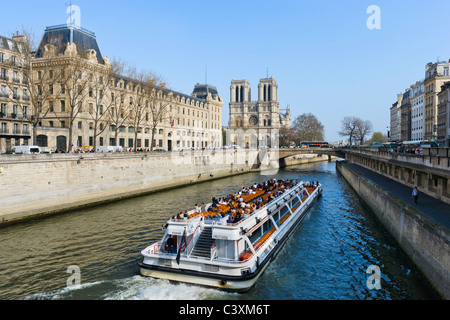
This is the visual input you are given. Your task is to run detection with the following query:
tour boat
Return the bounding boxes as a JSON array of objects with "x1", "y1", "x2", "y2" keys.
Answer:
[{"x1": 139, "y1": 178, "x2": 322, "y2": 292}]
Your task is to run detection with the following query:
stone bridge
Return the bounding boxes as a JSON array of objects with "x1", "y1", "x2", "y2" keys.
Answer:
[{"x1": 277, "y1": 147, "x2": 346, "y2": 160}]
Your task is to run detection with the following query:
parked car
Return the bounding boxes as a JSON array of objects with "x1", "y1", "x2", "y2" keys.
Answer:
[{"x1": 11, "y1": 146, "x2": 41, "y2": 154}]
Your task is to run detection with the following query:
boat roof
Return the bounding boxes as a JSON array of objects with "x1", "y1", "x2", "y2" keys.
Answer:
[{"x1": 169, "y1": 179, "x2": 304, "y2": 228}]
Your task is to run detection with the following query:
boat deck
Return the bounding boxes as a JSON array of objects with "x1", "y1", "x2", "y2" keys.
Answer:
[{"x1": 174, "y1": 179, "x2": 317, "y2": 227}]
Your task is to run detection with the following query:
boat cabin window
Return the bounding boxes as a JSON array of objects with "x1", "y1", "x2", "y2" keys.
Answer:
[{"x1": 215, "y1": 239, "x2": 235, "y2": 260}]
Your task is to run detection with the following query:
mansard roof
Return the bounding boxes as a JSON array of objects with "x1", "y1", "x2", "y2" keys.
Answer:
[
  {"x1": 192, "y1": 83, "x2": 219, "y2": 99},
  {"x1": 0, "y1": 35, "x2": 25, "y2": 54},
  {"x1": 113, "y1": 75, "x2": 210, "y2": 105},
  {"x1": 35, "y1": 24, "x2": 104, "y2": 64}
]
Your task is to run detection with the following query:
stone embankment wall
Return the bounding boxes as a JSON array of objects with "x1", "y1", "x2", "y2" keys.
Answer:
[
  {"x1": 0, "y1": 149, "x2": 266, "y2": 225},
  {"x1": 336, "y1": 160, "x2": 450, "y2": 299}
]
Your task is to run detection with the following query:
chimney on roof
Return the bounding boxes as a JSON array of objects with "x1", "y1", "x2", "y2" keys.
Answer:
[{"x1": 12, "y1": 31, "x2": 27, "y2": 43}]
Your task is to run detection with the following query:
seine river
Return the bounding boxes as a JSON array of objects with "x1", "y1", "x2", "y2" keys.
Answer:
[{"x1": 0, "y1": 161, "x2": 438, "y2": 300}]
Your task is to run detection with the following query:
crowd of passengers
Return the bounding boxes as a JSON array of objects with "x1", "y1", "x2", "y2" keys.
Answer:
[{"x1": 171, "y1": 178, "x2": 320, "y2": 224}]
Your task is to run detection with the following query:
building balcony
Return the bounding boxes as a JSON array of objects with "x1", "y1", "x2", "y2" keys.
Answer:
[
  {"x1": 0, "y1": 127, "x2": 31, "y2": 137},
  {"x1": 0, "y1": 59, "x2": 24, "y2": 69},
  {"x1": 0, "y1": 112, "x2": 31, "y2": 121}
]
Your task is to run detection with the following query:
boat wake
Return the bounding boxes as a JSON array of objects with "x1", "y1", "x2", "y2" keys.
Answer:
[{"x1": 25, "y1": 275, "x2": 234, "y2": 300}]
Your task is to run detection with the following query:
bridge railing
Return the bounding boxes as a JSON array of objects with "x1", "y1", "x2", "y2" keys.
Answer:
[{"x1": 345, "y1": 148, "x2": 450, "y2": 171}]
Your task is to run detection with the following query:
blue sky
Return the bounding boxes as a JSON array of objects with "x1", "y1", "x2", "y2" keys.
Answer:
[{"x1": 2, "y1": 0, "x2": 450, "y2": 141}]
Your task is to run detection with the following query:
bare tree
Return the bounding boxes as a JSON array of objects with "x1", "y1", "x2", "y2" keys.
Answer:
[
  {"x1": 291, "y1": 113, "x2": 325, "y2": 144},
  {"x1": 107, "y1": 58, "x2": 130, "y2": 147},
  {"x1": 278, "y1": 127, "x2": 296, "y2": 147},
  {"x1": 125, "y1": 67, "x2": 149, "y2": 150},
  {"x1": 339, "y1": 116, "x2": 359, "y2": 145},
  {"x1": 109, "y1": 85, "x2": 129, "y2": 147},
  {"x1": 147, "y1": 85, "x2": 172, "y2": 151},
  {"x1": 131, "y1": 69, "x2": 171, "y2": 151},
  {"x1": 354, "y1": 119, "x2": 373, "y2": 145},
  {"x1": 102, "y1": 62, "x2": 169, "y2": 151},
  {"x1": 52, "y1": 46, "x2": 93, "y2": 151},
  {"x1": 87, "y1": 63, "x2": 117, "y2": 150}
]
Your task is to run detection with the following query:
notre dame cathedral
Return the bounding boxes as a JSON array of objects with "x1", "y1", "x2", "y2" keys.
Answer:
[{"x1": 228, "y1": 76, "x2": 291, "y2": 148}]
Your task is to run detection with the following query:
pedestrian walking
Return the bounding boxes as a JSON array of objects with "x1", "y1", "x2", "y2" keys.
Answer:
[{"x1": 412, "y1": 186, "x2": 419, "y2": 204}]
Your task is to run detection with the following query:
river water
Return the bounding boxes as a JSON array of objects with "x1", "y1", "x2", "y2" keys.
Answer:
[{"x1": 0, "y1": 161, "x2": 438, "y2": 300}]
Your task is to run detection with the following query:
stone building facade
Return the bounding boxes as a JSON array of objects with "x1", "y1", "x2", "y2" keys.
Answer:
[
  {"x1": 410, "y1": 81, "x2": 425, "y2": 142},
  {"x1": 228, "y1": 76, "x2": 291, "y2": 148},
  {"x1": 0, "y1": 34, "x2": 32, "y2": 153},
  {"x1": 2, "y1": 24, "x2": 223, "y2": 152},
  {"x1": 424, "y1": 61, "x2": 450, "y2": 141},
  {"x1": 437, "y1": 81, "x2": 450, "y2": 147}
]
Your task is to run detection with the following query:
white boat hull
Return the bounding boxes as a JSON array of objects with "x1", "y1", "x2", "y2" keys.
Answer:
[{"x1": 139, "y1": 182, "x2": 322, "y2": 292}]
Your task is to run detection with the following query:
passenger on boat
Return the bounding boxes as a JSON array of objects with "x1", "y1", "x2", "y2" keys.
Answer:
[
  {"x1": 233, "y1": 211, "x2": 242, "y2": 223},
  {"x1": 166, "y1": 235, "x2": 175, "y2": 254}
]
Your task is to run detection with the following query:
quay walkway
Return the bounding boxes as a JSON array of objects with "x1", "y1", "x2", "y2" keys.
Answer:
[
  {"x1": 347, "y1": 163, "x2": 450, "y2": 230},
  {"x1": 344, "y1": 162, "x2": 450, "y2": 230}
]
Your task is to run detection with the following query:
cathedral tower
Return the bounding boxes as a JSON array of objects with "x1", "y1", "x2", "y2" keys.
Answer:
[{"x1": 228, "y1": 76, "x2": 291, "y2": 148}]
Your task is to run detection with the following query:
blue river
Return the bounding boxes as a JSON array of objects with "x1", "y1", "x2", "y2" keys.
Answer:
[{"x1": 0, "y1": 161, "x2": 438, "y2": 300}]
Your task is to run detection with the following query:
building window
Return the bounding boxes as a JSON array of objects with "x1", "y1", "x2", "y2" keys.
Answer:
[
  {"x1": 0, "y1": 86, "x2": 6, "y2": 98},
  {"x1": 0, "y1": 68, "x2": 6, "y2": 80},
  {"x1": 36, "y1": 135, "x2": 48, "y2": 147}
]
